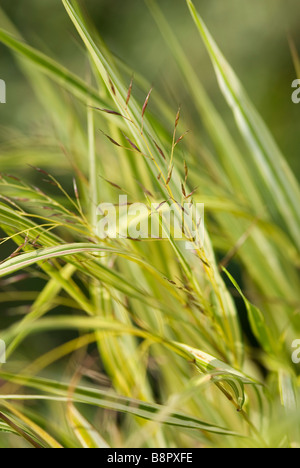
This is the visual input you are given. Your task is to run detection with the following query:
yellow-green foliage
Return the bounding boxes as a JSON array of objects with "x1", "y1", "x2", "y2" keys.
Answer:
[{"x1": 0, "y1": 0, "x2": 299, "y2": 448}]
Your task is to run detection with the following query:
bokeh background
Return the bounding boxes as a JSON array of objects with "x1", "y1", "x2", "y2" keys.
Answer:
[
  {"x1": 0, "y1": 1, "x2": 299, "y2": 448},
  {"x1": 0, "y1": 0, "x2": 300, "y2": 173}
]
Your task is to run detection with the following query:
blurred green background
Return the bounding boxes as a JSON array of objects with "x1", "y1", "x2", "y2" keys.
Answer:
[
  {"x1": 0, "y1": 1, "x2": 299, "y2": 448},
  {"x1": 0, "y1": 0, "x2": 299, "y2": 174}
]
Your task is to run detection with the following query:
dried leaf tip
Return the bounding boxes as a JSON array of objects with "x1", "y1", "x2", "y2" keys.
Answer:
[
  {"x1": 142, "y1": 87, "x2": 153, "y2": 118},
  {"x1": 107, "y1": 75, "x2": 116, "y2": 96},
  {"x1": 100, "y1": 176, "x2": 122, "y2": 191},
  {"x1": 175, "y1": 106, "x2": 181, "y2": 129},
  {"x1": 184, "y1": 160, "x2": 188, "y2": 183},
  {"x1": 136, "y1": 180, "x2": 154, "y2": 198},
  {"x1": 6, "y1": 174, "x2": 21, "y2": 181},
  {"x1": 99, "y1": 130, "x2": 122, "y2": 147},
  {"x1": 126, "y1": 76, "x2": 134, "y2": 107},
  {"x1": 73, "y1": 178, "x2": 79, "y2": 200},
  {"x1": 175, "y1": 130, "x2": 190, "y2": 146},
  {"x1": 28, "y1": 164, "x2": 49, "y2": 176},
  {"x1": 186, "y1": 186, "x2": 198, "y2": 199},
  {"x1": 121, "y1": 132, "x2": 141, "y2": 152},
  {"x1": 166, "y1": 165, "x2": 174, "y2": 185},
  {"x1": 153, "y1": 140, "x2": 166, "y2": 160},
  {"x1": 92, "y1": 107, "x2": 123, "y2": 117}
]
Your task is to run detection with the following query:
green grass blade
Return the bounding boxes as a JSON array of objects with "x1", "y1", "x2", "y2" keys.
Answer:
[
  {"x1": 185, "y1": 0, "x2": 300, "y2": 250},
  {"x1": 0, "y1": 372, "x2": 243, "y2": 437},
  {"x1": 0, "y1": 28, "x2": 109, "y2": 109},
  {"x1": 223, "y1": 268, "x2": 276, "y2": 356}
]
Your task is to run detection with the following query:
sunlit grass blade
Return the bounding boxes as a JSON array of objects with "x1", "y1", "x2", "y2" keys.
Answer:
[
  {"x1": 1, "y1": 402, "x2": 63, "y2": 449},
  {"x1": 0, "y1": 372, "x2": 243, "y2": 437},
  {"x1": 185, "y1": 0, "x2": 300, "y2": 250},
  {"x1": 67, "y1": 405, "x2": 110, "y2": 448}
]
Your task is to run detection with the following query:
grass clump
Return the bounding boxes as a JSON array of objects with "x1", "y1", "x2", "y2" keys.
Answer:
[{"x1": 0, "y1": 0, "x2": 299, "y2": 448}]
